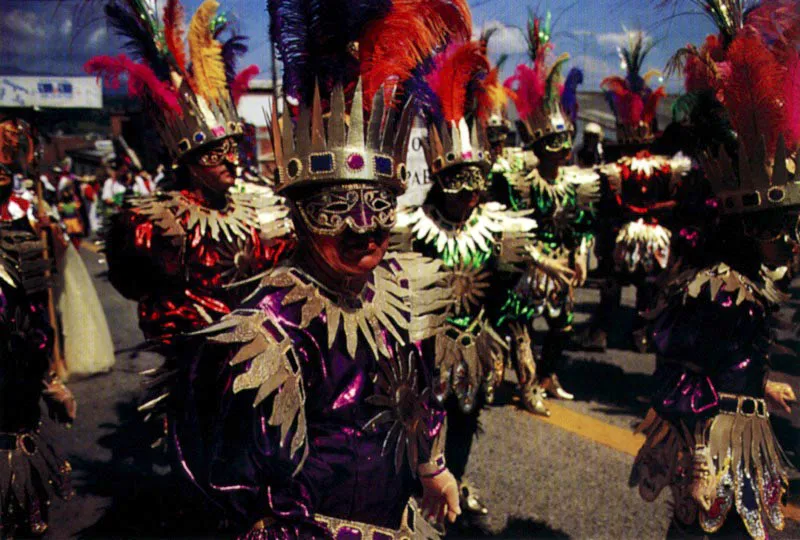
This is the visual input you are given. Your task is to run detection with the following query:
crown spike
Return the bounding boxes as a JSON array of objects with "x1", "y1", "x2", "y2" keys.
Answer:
[
  {"x1": 281, "y1": 97, "x2": 294, "y2": 155},
  {"x1": 297, "y1": 104, "x2": 311, "y2": 157},
  {"x1": 451, "y1": 120, "x2": 462, "y2": 158},
  {"x1": 311, "y1": 82, "x2": 326, "y2": 152},
  {"x1": 773, "y1": 134, "x2": 788, "y2": 187},
  {"x1": 393, "y1": 98, "x2": 416, "y2": 159},
  {"x1": 737, "y1": 138, "x2": 753, "y2": 191},
  {"x1": 269, "y1": 96, "x2": 283, "y2": 166},
  {"x1": 329, "y1": 84, "x2": 346, "y2": 148},
  {"x1": 368, "y1": 88, "x2": 385, "y2": 151},
  {"x1": 470, "y1": 121, "x2": 479, "y2": 153},
  {"x1": 348, "y1": 80, "x2": 365, "y2": 147},
  {"x1": 439, "y1": 120, "x2": 452, "y2": 156},
  {"x1": 380, "y1": 87, "x2": 398, "y2": 153},
  {"x1": 430, "y1": 123, "x2": 444, "y2": 158}
]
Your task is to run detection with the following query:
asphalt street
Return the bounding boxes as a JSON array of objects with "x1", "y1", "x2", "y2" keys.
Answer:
[{"x1": 38, "y1": 247, "x2": 800, "y2": 539}]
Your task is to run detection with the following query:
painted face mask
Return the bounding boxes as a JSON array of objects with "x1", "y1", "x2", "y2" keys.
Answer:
[
  {"x1": 542, "y1": 131, "x2": 573, "y2": 154},
  {"x1": 436, "y1": 165, "x2": 488, "y2": 194},
  {"x1": 193, "y1": 137, "x2": 240, "y2": 168},
  {"x1": 296, "y1": 183, "x2": 398, "y2": 236}
]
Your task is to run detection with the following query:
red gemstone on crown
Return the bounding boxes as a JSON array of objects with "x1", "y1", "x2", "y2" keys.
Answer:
[{"x1": 347, "y1": 153, "x2": 365, "y2": 170}]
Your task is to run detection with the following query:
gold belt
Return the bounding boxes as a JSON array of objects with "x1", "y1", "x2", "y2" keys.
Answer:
[{"x1": 252, "y1": 499, "x2": 440, "y2": 540}]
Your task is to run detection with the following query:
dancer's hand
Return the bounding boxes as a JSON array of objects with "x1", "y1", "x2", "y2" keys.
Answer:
[
  {"x1": 574, "y1": 257, "x2": 587, "y2": 287},
  {"x1": 765, "y1": 381, "x2": 796, "y2": 414},
  {"x1": 43, "y1": 375, "x2": 77, "y2": 424},
  {"x1": 538, "y1": 256, "x2": 575, "y2": 288},
  {"x1": 420, "y1": 468, "x2": 460, "y2": 526}
]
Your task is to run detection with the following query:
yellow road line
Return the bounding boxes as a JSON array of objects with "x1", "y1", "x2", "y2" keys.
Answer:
[
  {"x1": 518, "y1": 400, "x2": 645, "y2": 457},
  {"x1": 80, "y1": 242, "x2": 103, "y2": 254},
  {"x1": 520, "y1": 400, "x2": 800, "y2": 521}
]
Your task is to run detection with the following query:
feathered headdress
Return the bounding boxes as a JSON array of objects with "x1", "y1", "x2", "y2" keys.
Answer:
[
  {"x1": 268, "y1": 0, "x2": 471, "y2": 194},
  {"x1": 666, "y1": 0, "x2": 800, "y2": 215},
  {"x1": 0, "y1": 117, "x2": 36, "y2": 174},
  {"x1": 415, "y1": 40, "x2": 493, "y2": 175},
  {"x1": 504, "y1": 12, "x2": 577, "y2": 148},
  {"x1": 601, "y1": 30, "x2": 664, "y2": 145},
  {"x1": 85, "y1": 0, "x2": 259, "y2": 161}
]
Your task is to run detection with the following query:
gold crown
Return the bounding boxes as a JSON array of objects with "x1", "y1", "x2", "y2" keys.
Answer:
[
  {"x1": 487, "y1": 113, "x2": 511, "y2": 143},
  {"x1": 155, "y1": 77, "x2": 244, "y2": 162},
  {"x1": 422, "y1": 118, "x2": 492, "y2": 176},
  {"x1": 615, "y1": 121, "x2": 655, "y2": 146},
  {"x1": 518, "y1": 101, "x2": 574, "y2": 148},
  {"x1": 269, "y1": 81, "x2": 414, "y2": 194},
  {"x1": 700, "y1": 135, "x2": 800, "y2": 215}
]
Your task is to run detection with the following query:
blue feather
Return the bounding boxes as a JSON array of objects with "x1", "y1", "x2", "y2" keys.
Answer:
[
  {"x1": 561, "y1": 67, "x2": 583, "y2": 125},
  {"x1": 268, "y1": 0, "x2": 391, "y2": 104}
]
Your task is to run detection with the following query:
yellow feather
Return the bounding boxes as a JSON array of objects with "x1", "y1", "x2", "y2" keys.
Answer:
[{"x1": 188, "y1": 0, "x2": 227, "y2": 103}]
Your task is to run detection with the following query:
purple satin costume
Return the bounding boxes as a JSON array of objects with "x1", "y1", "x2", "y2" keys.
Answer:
[{"x1": 174, "y1": 256, "x2": 447, "y2": 538}]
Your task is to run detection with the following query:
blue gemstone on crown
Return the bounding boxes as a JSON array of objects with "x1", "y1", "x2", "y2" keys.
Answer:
[
  {"x1": 310, "y1": 153, "x2": 335, "y2": 174},
  {"x1": 375, "y1": 156, "x2": 393, "y2": 177}
]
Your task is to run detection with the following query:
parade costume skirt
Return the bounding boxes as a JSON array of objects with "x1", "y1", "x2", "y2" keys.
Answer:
[
  {"x1": 249, "y1": 499, "x2": 441, "y2": 540},
  {"x1": 630, "y1": 395, "x2": 787, "y2": 540},
  {"x1": 613, "y1": 219, "x2": 671, "y2": 276},
  {"x1": 434, "y1": 311, "x2": 507, "y2": 414},
  {"x1": 511, "y1": 248, "x2": 574, "y2": 321},
  {"x1": 0, "y1": 430, "x2": 73, "y2": 537},
  {"x1": 57, "y1": 242, "x2": 115, "y2": 378}
]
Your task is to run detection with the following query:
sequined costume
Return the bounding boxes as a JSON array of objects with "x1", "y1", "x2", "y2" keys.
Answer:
[
  {"x1": 178, "y1": 253, "x2": 450, "y2": 537},
  {"x1": 630, "y1": 4, "x2": 800, "y2": 537},
  {"x1": 502, "y1": 12, "x2": 596, "y2": 409},
  {"x1": 583, "y1": 30, "x2": 687, "y2": 353},
  {"x1": 0, "y1": 118, "x2": 74, "y2": 537},
  {"x1": 630, "y1": 264, "x2": 789, "y2": 539},
  {"x1": 106, "y1": 189, "x2": 291, "y2": 345},
  {"x1": 391, "y1": 202, "x2": 539, "y2": 411},
  {"x1": 173, "y1": 0, "x2": 471, "y2": 534}
]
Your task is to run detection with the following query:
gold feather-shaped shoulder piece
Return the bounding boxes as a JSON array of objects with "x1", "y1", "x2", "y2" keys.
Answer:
[
  {"x1": 129, "y1": 194, "x2": 187, "y2": 247},
  {"x1": 388, "y1": 206, "x2": 421, "y2": 253},
  {"x1": 195, "y1": 308, "x2": 309, "y2": 474},
  {"x1": 188, "y1": 0, "x2": 227, "y2": 104},
  {"x1": 389, "y1": 252, "x2": 452, "y2": 342}
]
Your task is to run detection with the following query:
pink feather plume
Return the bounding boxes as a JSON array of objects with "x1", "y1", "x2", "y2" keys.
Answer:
[
  {"x1": 85, "y1": 54, "x2": 182, "y2": 115},
  {"x1": 231, "y1": 65, "x2": 260, "y2": 105}
]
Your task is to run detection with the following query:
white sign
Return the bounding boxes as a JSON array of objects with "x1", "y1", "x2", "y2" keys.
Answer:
[
  {"x1": 397, "y1": 125, "x2": 432, "y2": 208},
  {"x1": 0, "y1": 76, "x2": 103, "y2": 109}
]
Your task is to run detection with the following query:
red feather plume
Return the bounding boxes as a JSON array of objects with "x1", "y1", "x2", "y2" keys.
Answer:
[
  {"x1": 721, "y1": 29, "x2": 785, "y2": 156},
  {"x1": 231, "y1": 65, "x2": 260, "y2": 105},
  {"x1": 642, "y1": 86, "x2": 666, "y2": 125},
  {"x1": 359, "y1": 0, "x2": 473, "y2": 105},
  {"x1": 163, "y1": 0, "x2": 188, "y2": 74},
  {"x1": 85, "y1": 54, "x2": 182, "y2": 115},
  {"x1": 426, "y1": 42, "x2": 490, "y2": 122},
  {"x1": 504, "y1": 63, "x2": 545, "y2": 121}
]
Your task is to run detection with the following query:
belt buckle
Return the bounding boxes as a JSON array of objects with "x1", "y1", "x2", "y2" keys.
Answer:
[{"x1": 737, "y1": 396, "x2": 758, "y2": 417}]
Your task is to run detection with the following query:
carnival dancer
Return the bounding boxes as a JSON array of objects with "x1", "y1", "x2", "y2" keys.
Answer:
[
  {"x1": 391, "y1": 39, "x2": 569, "y2": 519},
  {"x1": 172, "y1": 0, "x2": 479, "y2": 536},
  {"x1": 500, "y1": 12, "x2": 600, "y2": 412},
  {"x1": 0, "y1": 116, "x2": 76, "y2": 537},
  {"x1": 579, "y1": 30, "x2": 690, "y2": 353},
  {"x1": 630, "y1": 3, "x2": 800, "y2": 537},
  {"x1": 86, "y1": 0, "x2": 293, "y2": 347}
]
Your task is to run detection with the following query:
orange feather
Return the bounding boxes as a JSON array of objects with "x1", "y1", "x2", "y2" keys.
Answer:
[
  {"x1": 164, "y1": 0, "x2": 188, "y2": 74},
  {"x1": 427, "y1": 41, "x2": 490, "y2": 122},
  {"x1": 359, "y1": 0, "x2": 473, "y2": 105}
]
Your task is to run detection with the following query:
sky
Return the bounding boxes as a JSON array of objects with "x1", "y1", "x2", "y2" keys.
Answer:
[{"x1": 0, "y1": 0, "x2": 717, "y2": 92}]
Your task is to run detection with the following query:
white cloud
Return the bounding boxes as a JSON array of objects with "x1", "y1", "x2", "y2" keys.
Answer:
[
  {"x1": 1, "y1": 9, "x2": 47, "y2": 41},
  {"x1": 571, "y1": 54, "x2": 615, "y2": 79},
  {"x1": 87, "y1": 27, "x2": 108, "y2": 49},
  {"x1": 474, "y1": 20, "x2": 527, "y2": 56},
  {"x1": 595, "y1": 30, "x2": 651, "y2": 50},
  {"x1": 62, "y1": 18, "x2": 73, "y2": 37}
]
